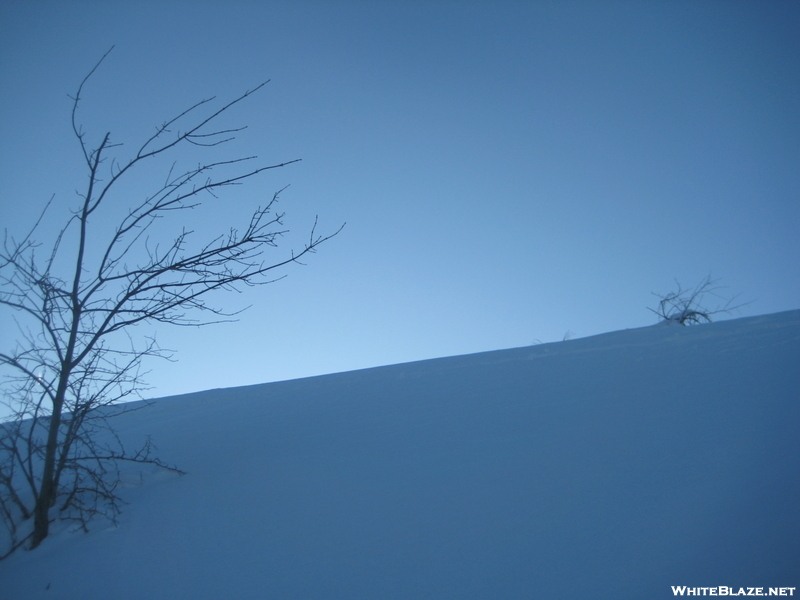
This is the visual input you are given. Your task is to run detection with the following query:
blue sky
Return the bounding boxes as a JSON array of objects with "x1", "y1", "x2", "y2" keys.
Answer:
[{"x1": 1, "y1": 0, "x2": 798, "y2": 400}]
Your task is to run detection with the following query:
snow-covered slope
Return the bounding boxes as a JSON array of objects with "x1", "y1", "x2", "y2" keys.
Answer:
[{"x1": 2, "y1": 311, "x2": 799, "y2": 599}]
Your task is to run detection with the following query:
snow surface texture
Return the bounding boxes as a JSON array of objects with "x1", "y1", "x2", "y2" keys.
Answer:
[{"x1": 2, "y1": 311, "x2": 799, "y2": 599}]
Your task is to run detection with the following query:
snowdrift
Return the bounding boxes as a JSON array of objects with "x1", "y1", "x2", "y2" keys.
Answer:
[{"x1": 2, "y1": 311, "x2": 799, "y2": 599}]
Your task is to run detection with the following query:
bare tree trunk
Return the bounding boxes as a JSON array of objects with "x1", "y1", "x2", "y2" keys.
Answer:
[{"x1": 30, "y1": 377, "x2": 68, "y2": 548}]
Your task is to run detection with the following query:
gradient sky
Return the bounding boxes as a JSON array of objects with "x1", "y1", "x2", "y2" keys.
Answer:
[{"x1": 1, "y1": 0, "x2": 798, "y2": 401}]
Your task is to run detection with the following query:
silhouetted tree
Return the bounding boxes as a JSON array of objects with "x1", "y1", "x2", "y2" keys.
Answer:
[{"x1": 0, "y1": 48, "x2": 342, "y2": 554}]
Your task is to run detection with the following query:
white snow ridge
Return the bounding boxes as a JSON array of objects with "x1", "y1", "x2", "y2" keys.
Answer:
[{"x1": 2, "y1": 310, "x2": 799, "y2": 599}]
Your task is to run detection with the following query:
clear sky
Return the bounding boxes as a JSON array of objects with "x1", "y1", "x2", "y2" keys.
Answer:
[{"x1": 1, "y1": 0, "x2": 798, "y2": 401}]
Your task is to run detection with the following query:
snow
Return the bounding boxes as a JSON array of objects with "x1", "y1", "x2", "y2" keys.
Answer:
[{"x1": 2, "y1": 310, "x2": 799, "y2": 598}]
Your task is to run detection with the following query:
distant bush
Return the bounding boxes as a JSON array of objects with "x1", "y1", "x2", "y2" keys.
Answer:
[{"x1": 649, "y1": 276, "x2": 748, "y2": 326}]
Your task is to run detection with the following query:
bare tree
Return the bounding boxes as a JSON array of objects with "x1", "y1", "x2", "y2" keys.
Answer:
[
  {"x1": 0, "y1": 49, "x2": 343, "y2": 554},
  {"x1": 648, "y1": 276, "x2": 747, "y2": 325}
]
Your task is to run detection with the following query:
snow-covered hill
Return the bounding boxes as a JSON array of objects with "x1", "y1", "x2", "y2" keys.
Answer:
[{"x1": 2, "y1": 311, "x2": 799, "y2": 599}]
